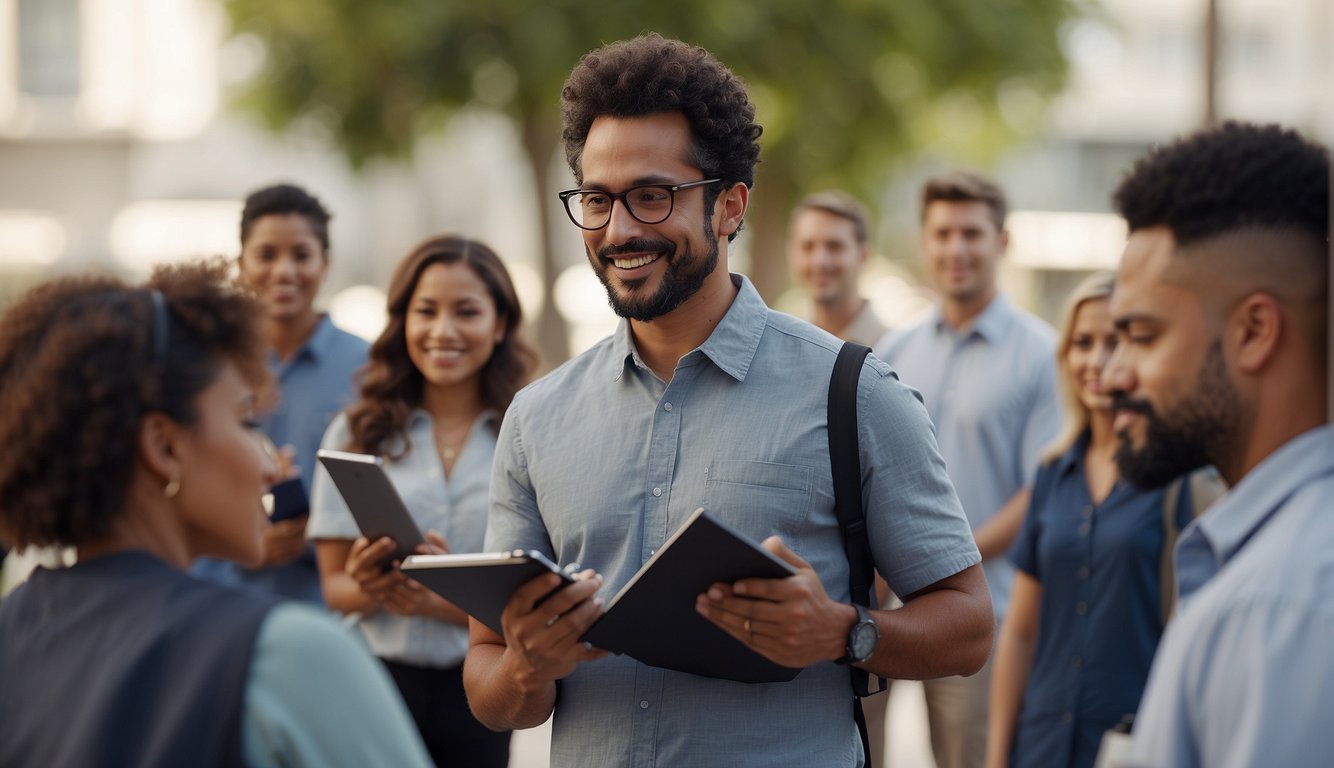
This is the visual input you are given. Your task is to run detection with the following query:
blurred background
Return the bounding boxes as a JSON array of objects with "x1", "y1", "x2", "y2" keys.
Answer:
[{"x1": 2, "y1": 0, "x2": 1329, "y2": 368}]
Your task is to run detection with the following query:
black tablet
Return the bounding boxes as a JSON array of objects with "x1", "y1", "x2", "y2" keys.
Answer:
[
  {"x1": 316, "y1": 449, "x2": 425, "y2": 563},
  {"x1": 400, "y1": 550, "x2": 573, "y2": 634}
]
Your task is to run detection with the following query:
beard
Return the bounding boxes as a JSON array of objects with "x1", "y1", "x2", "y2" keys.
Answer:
[
  {"x1": 590, "y1": 226, "x2": 720, "y2": 322},
  {"x1": 1113, "y1": 340, "x2": 1239, "y2": 489}
]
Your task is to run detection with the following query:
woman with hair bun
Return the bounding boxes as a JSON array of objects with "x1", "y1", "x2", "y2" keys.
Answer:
[
  {"x1": 309, "y1": 234, "x2": 537, "y2": 768},
  {"x1": 0, "y1": 260, "x2": 431, "y2": 768}
]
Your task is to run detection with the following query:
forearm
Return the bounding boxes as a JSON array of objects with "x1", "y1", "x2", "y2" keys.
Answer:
[
  {"x1": 321, "y1": 570, "x2": 380, "y2": 616},
  {"x1": 973, "y1": 488, "x2": 1031, "y2": 560},
  {"x1": 463, "y1": 640, "x2": 558, "y2": 731},
  {"x1": 985, "y1": 613, "x2": 1037, "y2": 768},
  {"x1": 861, "y1": 564, "x2": 993, "y2": 680}
]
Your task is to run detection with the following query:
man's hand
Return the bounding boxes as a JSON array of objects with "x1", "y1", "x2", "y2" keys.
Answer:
[
  {"x1": 694, "y1": 536, "x2": 857, "y2": 669},
  {"x1": 499, "y1": 570, "x2": 609, "y2": 689}
]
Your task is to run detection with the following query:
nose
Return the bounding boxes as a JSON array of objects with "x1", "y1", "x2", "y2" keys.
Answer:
[
  {"x1": 603, "y1": 197, "x2": 646, "y2": 246},
  {"x1": 272, "y1": 254, "x2": 298, "y2": 280},
  {"x1": 428, "y1": 313, "x2": 459, "y2": 341},
  {"x1": 1101, "y1": 342, "x2": 1131, "y2": 397}
]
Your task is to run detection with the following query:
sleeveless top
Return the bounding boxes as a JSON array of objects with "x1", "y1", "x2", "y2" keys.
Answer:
[{"x1": 0, "y1": 550, "x2": 278, "y2": 767}]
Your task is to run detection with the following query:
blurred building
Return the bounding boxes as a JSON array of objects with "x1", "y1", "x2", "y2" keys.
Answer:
[{"x1": 1, "y1": 0, "x2": 1330, "y2": 336}]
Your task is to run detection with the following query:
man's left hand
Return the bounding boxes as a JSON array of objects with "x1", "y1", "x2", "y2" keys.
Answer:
[{"x1": 694, "y1": 536, "x2": 858, "y2": 669}]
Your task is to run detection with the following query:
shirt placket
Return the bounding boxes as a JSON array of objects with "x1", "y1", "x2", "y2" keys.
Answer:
[
  {"x1": 1061, "y1": 485, "x2": 1098, "y2": 757},
  {"x1": 628, "y1": 364, "x2": 694, "y2": 767}
]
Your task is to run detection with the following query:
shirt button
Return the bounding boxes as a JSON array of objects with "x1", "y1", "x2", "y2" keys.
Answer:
[
  {"x1": 639, "y1": 700, "x2": 650, "y2": 709},
  {"x1": 1061, "y1": 712, "x2": 1073, "y2": 724},
  {"x1": 1078, "y1": 522, "x2": 1091, "y2": 536},
  {"x1": 1076, "y1": 602, "x2": 1089, "y2": 616},
  {"x1": 652, "y1": 487, "x2": 662, "y2": 497},
  {"x1": 1077, "y1": 566, "x2": 1090, "y2": 580},
  {"x1": 663, "y1": 402, "x2": 673, "y2": 412},
  {"x1": 1081, "y1": 505, "x2": 1093, "y2": 519}
]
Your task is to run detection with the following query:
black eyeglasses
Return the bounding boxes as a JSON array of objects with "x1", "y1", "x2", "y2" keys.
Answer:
[{"x1": 557, "y1": 179, "x2": 721, "y2": 230}]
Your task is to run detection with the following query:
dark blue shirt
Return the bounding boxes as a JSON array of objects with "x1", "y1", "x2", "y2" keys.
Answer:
[
  {"x1": 1007, "y1": 433, "x2": 1191, "y2": 768},
  {"x1": 194, "y1": 315, "x2": 368, "y2": 602}
]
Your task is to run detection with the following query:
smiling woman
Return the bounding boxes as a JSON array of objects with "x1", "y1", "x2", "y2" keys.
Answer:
[
  {"x1": 0, "y1": 259, "x2": 431, "y2": 767},
  {"x1": 307, "y1": 233, "x2": 537, "y2": 768}
]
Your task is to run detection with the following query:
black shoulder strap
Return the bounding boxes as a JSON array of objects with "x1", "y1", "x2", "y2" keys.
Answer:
[
  {"x1": 828, "y1": 342, "x2": 886, "y2": 707},
  {"x1": 829, "y1": 342, "x2": 875, "y2": 611}
]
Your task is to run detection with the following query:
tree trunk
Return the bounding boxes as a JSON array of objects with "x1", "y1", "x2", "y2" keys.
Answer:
[
  {"x1": 520, "y1": 112, "x2": 571, "y2": 370},
  {"x1": 743, "y1": 171, "x2": 795, "y2": 305}
]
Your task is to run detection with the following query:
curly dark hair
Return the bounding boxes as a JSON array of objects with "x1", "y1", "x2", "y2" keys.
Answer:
[
  {"x1": 560, "y1": 33, "x2": 763, "y2": 242},
  {"x1": 240, "y1": 183, "x2": 333, "y2": 252},
  {"x1": 0, "y1": 259, "x2": 268, "y2": 550},
  {"x1": 344, "y1": 235, "x2": 537, "y2": 458},
  {"x1": 1113, "y1": 121, "x2": 1329, "y2": 247}
]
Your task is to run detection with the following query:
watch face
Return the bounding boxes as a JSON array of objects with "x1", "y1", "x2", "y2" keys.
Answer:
[{"x1": 851, "y1": 622, "x2": 878, "y2": 661}]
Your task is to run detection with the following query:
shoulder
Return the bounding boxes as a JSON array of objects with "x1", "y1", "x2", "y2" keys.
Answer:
[
  {"x1": 319, "y1": 411, "x2": 353, "y2": 449},
  {"x1": 1005, "y1": 304, "x2": 1058, "y2": 350},
  {"x1": 510, "y1": 335, "x2": 619, "y2": 410}
]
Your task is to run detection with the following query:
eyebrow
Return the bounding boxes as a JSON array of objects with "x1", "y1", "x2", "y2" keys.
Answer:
[
  {"x1": 581, "y1": 174, "x2": 682, "y2": 190},
  {"x1": 1112, "y1": 313, "x2": 1159, "y2": 331}
]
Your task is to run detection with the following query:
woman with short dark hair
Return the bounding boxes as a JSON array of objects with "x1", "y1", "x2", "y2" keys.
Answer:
[{"x1": 0, "y1": 260, "x2": 431, "y2": 768}]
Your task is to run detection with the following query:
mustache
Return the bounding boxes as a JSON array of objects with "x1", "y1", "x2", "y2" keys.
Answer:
[
  {"x1": 1110, "y1": 393, "x2": 1154, "y2": 417},
  {"x1": 598, "y1": 238, "x2": 676, "y2": 260}
]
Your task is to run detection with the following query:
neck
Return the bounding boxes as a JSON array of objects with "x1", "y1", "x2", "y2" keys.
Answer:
[
  {"x1": 1087, "y1": 408, "x2": 1118, "y2": 457},
  {"x1": 421, "y1": 378, "x2": 487, "y2": 426},
  {"x1": 1224, "y1": 372, "x2": 1328, "y2": 485},
  {"x1": 77, "y1": 480, "x2": 191, "y2": 570},
  {"x1": 630, "y1": 267, "x2": 739, "y2": 383},
  {"x1": 940, "y1": 288, "x2": 997, "y2": 330},
  {"x1": 811, "y1": 295, "x2": 865, "y2": 338},
  {"x1": 267, "y1": 312, "x2": 322, "y2": 362}
]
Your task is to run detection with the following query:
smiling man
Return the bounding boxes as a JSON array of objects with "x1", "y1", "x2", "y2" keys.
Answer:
[
  {"x1": 788, "y1": 191, "x2": 887, "y2": 347},
  {"x1": 874, "y1": 171, "x2": 1060, "y2": 768},
  {"x1": 1099, "y1": 122, "x2": 1332, "y2": 767},
  {"x1": 462, "y1": 34, "x2": 992, "y2": 768}
]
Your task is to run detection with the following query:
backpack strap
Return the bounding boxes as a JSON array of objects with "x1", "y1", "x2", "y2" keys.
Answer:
[{"x1": 827, "y1": 342, "x2": 883, "y2": 699}]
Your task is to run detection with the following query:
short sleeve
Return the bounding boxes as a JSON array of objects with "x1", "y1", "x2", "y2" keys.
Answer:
[
  {"x1": 305, "y1": 414, "x2": 362, "y2": 541},
  {"x1": 484, "y1": 392, "x2": 554, "y2": 556},
  {"x1": 242, "y1": 603, "x2": 433, "y2": 768},
  {"x1": 859, "y1": 358, "x2": 981, "y2": 597}
]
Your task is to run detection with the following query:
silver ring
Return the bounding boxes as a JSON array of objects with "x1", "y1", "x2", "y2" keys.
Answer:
[
  {"x1": 546, "y1": 614, "x2": 559, "y2": 628},
  {"x1": 743, "y1": 618, "x2": 751, "y2": 633}
]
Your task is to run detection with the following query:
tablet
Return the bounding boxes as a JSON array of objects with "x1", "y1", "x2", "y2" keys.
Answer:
[
  {"x1": 316, "y1": 449, "x2": 425, "y2": 563},
  {"x1": 401, "y1": 550, "x2": 574, "y2": 634}
]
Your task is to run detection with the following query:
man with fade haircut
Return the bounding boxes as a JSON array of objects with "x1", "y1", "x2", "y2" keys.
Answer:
[
  {"x1": 463, "y1": 33, "x2": 992, "y2": 767},
  {"x1": 1101, "y1": 122, "x2": 1332, "y2": 767},
  {"x1": 875, "y1": 170, "x2": 1060, "y2": 768},
  {"x1": 788, "y1": 190, "x2": 888, "y2": 347}
]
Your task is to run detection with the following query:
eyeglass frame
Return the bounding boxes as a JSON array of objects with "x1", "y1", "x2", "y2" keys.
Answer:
[{"x1": 556, "y1": 178, "x2": 723, "y2": 231}]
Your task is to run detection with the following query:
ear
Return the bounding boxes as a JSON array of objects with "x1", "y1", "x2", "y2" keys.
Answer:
[
  {"x1": 138, "y1": 411, "x2": 184, "y2": 485},
  {"x1": 998, "y1": 228, "x2": 1010, "y2": 255},
  {"x1": 716, "y1": 183, "x2": 750, "y2": 239},
  {"x1": 494, "y1": 314, "x2": 507, "y2": 345},
  {"x1": 1229, "y1": 292, "x2": 1282, "y2": 374}
]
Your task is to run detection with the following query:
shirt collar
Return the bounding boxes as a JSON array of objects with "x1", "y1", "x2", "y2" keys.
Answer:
[
  {"x1": 931, "y1": 293, "x2": 1015, "y2": 343},
  {"x1": 1190, "y1": 424, "x2": 1334, "y2": 570},
  {"x1": 274, "y1": 314, "x2": 337, "y2": 366},
  {"x1": 1052, "y1": 430, "x2": 1091, "y2": 477},
  {"x1": 610, "y1": 273, "x2": 767, "y2": 383}
]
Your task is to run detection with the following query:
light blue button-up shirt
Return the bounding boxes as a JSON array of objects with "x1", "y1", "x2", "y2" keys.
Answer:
[
  {"x1": 876, "y1": 295, "x2": 1059, "y2": 616},
  {"x1": 308, "y1": 410, "x2": 495, "y2": 668},
  {"x1": 1127, "y1": 425, "x2": 1334, "y2": 768},
  {"x1": 487, "y1": 274, "x2": 980, "y2": 768},
  {"x1": 193, "y1": 316, "x2": 369, "y2": 603}
]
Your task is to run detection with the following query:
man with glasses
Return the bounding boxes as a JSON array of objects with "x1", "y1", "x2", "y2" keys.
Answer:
[{"x1": 464, "y1": 34, "x2": 992, "y2": 767}]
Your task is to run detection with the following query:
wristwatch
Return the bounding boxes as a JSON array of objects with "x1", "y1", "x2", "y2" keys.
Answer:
[{"x1": 835, "y1": 603, "x2": 878, "y2": 665}]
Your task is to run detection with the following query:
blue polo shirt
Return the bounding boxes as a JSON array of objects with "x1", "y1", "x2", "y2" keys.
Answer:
[
  {"x1": 486, "y1": 274, "x2": 979, "y2": 768},
  {"x1": 194, "y1": 316, "x2": 368, "y2": 603},
  {"x1": 876, "y1": 295, "x2": 1060, "y2": 617}
]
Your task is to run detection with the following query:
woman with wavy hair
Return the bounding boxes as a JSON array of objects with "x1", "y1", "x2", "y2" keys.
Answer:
[
  {"x1": 308, "y1": 234, "x2": 537, "y2": 767},
  {"x1": 0, "y1": 260, "x2": 430, "y2": 767}
]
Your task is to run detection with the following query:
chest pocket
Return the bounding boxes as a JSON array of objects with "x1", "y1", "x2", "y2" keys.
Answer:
[{"x1": 703, "y1": 460, "x2": 813, "y2": 544}]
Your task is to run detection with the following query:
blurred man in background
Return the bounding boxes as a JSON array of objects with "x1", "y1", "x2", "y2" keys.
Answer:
[{"x1": 788, "y1": 190, "x2": 887, "y2": 347}]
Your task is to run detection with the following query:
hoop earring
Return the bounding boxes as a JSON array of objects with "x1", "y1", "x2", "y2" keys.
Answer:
[{"x1": 163, "y1": 474, "x2": 181, "y2": 500}]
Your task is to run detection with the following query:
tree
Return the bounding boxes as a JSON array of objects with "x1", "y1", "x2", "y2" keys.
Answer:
[{"x1": 224, "y1": 0, "x2": 1076, "y2": 364}]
